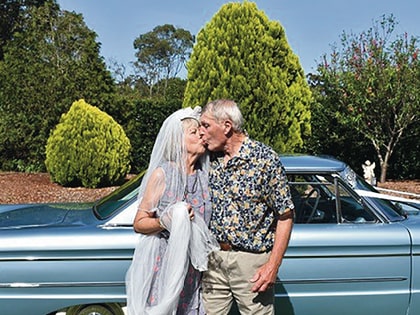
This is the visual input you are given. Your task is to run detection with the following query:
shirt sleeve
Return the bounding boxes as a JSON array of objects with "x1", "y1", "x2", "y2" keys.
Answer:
[{"x1": 265, "y1": 155, "x2": 295, "y2": 216}]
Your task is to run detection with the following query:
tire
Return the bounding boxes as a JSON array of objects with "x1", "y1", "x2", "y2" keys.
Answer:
[{"x1": 66, "y1": 303, "x2": 124, "y2": 315}]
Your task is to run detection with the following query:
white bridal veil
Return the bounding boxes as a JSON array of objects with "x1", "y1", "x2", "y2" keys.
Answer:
[{"x1": 125, "y1": 107, "x2": 219, "y2": 315}]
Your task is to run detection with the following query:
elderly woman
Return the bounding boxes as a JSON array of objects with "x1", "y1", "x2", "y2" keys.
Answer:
[{"x1": 126, "y1": 107, "x2": 218, "y2": 315}]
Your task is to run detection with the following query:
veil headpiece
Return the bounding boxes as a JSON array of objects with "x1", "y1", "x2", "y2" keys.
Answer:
[{"x1": 137, "y1": 106, "x2": 207, "y2": 205}]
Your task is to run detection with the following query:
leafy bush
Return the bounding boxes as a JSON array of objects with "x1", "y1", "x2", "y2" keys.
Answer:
[
  {"x1": 124, "y1": 98, "x2": 181, "y2": 173},
  {"x1": 45, "y1": 99, "x2": 131, "y2": 188}
]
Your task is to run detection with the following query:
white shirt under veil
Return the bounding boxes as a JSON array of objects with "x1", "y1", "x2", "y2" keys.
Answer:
[{"x1": 125, "y1": 107, "x2": 219, "y2": 315}]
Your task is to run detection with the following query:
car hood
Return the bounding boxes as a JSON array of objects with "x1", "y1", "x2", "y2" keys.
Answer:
[{"x1": 0, "y1": 202, "x2": 96, "y2": 229}]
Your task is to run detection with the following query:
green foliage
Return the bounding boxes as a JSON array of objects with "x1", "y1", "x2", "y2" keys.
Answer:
[
  {"x1": 124, "y1": 98, "x2": 181, "y2": 173},
  {"x1": 0, "y1": 0, "x2": 47, "y2": 60},
  {"x1": 155, "y1": 77, "x2": 187, "y2": 100},
  {"x1": 313, "y1": 14, "x2": 419, "y2": 182},
  {"x1": 387, "y1": 123, "x2": 420, "y2": 179},
  {"x1": 133, "y1": 24, "x2": 194, "y2": 97},
  {"x1": 303, "y1": 78, "x2": 376, "y2": 176},
  {"x1": 109, "y1": 74, "x2": 186, "y2": 173},
  {"x1": 183, "y1": 1, "x2": 312, "y2": 153},
  {"x1": 45, "y1": 99, "x2": 131, "y2": 188},
  {"x1": 0, "y1": 1, "x2": 115, "y2": 172}
]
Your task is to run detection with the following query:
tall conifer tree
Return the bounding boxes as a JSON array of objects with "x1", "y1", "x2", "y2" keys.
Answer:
[{"x1": 183, "y1": 1, "x2": 312, "y2": 153}]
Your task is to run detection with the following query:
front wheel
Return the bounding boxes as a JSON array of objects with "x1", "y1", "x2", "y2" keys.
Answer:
[{"x1": 66, "y1": 303, "x2": 124, "y2": 315}]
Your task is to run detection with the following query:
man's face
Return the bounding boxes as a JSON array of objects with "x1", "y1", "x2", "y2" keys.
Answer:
[{"x1": 200, "y1": 112, "x2": 226, "y2": 152}]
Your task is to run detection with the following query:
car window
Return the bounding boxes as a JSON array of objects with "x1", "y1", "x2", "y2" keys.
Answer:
[
  {"x1": 353, "y1": 175, "x2": 407, "y2": 221},
  {"x1": 389, "y1": 200, "x2": 420, "y2": 216},
  {"x1": 94, "y1": 174, "x2": 143, "y2": 220},
  {"x1": 288, "y1": 174, "x2": 378, "y2": 224}
]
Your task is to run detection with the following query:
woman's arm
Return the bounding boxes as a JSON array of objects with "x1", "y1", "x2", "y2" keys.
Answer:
[{"x1": 133, "y1": 168, "x2": 166, "y2": 234}]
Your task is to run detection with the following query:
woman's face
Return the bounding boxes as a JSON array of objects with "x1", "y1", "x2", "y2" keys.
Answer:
[{"x1": 184, "y1": 119, "x2": 206, "y2": 156}]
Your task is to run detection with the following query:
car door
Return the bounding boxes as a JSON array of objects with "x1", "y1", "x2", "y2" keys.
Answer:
[{"x1": 275, "y1": 174, "x2": 411, "y2": 315}]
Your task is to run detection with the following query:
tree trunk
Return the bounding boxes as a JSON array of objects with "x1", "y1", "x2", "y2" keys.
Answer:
[
  {"x1": 380, "y1": 161, "x2": 388, "y2": 183},
  {"x1": 379, "y1": 149, "x2": 392, "y2": 183}
]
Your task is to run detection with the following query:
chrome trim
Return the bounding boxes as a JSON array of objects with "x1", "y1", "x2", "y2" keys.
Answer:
[
  {"x1": 0, "y1": 251, "x2": 409, "y2": 262},
  {"x1": 0, "y1": 256, "x2": 132, "y2": 262},
  {"x1": 278, "y1": 276, "x2": 407, "y2": 285},
  {"x1": 2, "y1": 276, "x2": 406, "y2": 289},
  {"x1": 0, "y1": 281, "x2": 124, "y2": 289}
]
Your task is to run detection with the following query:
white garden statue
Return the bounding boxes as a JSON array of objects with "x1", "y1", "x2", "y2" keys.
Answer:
[{"x1": 362, "y1": 160, "x2": 376, "y2": 186}]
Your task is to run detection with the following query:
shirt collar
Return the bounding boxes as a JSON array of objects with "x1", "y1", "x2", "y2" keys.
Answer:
[
  {"x1": 218, "y1": 136, "x2": 252, "y2": 165},
  {"x1": 237, "y1": 136, "x2": 252, "y2": 161}
]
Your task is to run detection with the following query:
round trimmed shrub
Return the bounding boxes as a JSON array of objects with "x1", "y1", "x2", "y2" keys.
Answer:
[{"x1": 45, "y1": 99, "x2": 131, "y2": 188}]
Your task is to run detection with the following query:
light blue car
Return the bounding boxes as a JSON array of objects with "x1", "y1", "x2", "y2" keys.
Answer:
[{"x1": 0, "y1": 155, "x2": 418, "y2": 315}]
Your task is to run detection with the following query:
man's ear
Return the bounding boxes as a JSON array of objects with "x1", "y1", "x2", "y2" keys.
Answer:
[{"x1": 223, "y1": 120, "x2": 233, "y2": 135}]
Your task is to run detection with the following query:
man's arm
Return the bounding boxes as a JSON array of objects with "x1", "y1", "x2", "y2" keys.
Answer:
[{"x1": 250, "y1": 210, "x2": 294, "y2": 292}]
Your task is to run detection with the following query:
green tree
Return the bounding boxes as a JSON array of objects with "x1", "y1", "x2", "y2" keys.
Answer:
[
  {"x1": 304, "y1": 74, "x2": 376, "y2": 177},
  {"x1": 0, "y1": 0, "x2": 47, "y2": 60},
  {"x1": 314, "y1": 15, "x2": 419, "y2": 182},
  {"x1": 133, "y1": 24, "x2": 194, "y2": 97},
  {"x1": 124, "y1": 98, "x2": 181, "y2": 173},
  {"x1": 46, "y1": 99, "x2": 131, "y2": 188},
  {"x1": 387, "y1": 122, "x2": 420, "y2": 179},
  {"x1": 183, "y1": 1, "x2": 312, "y2": 153},
  {"x1": 0, "y1": 1, "x2": 115, "y2": 171}
]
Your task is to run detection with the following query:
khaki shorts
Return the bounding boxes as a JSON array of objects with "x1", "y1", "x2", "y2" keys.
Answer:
[{"x1": 202, "y1": 250, "x2": 274, "y2": 315}]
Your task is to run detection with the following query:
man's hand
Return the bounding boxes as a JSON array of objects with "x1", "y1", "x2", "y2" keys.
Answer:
[
  {"x1": 250, "y1": 210, "x2": 294, "y2": 292},
  {"x1": 250, "y1": 262, "x2": 278, "y2": 292}
]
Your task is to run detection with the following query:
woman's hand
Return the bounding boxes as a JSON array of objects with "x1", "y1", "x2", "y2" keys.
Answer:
[
  {"x1": 158, "y1": 202, "x2": 194, "y2": 231},
  {"x1": 187, "y1": 204, "x2": 195, "y2": 221}
]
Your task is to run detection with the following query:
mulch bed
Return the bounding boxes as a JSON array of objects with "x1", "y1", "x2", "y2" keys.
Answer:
[{"x1": 0, "y1": 172, "x2": 123, "y2": 204}]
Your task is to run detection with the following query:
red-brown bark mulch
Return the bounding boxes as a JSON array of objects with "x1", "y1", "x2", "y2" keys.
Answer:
[
  {"x1": 0, "y1": 172, "x2": 124, "y2": 204},
  {"x1": 377, "y1": 179, "x2": 420, "y2": 199}
]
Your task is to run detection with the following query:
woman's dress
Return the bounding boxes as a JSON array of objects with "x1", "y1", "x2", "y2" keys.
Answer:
[{"x1": 126, "y1": 164, "x2": 216, "y2": 315}]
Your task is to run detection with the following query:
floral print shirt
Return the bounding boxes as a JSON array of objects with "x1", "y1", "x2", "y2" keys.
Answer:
[{"x1": 209, "y1": 137, "x2": 294, "y2": 253}]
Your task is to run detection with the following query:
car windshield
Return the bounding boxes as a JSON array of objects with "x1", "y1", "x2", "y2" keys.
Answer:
[
  {"x1": 93, "y1": 174, "x2": 143, "y2": 220},
  {"x1": 345, "y1": 170, "x2": 405, "y2": 221}
]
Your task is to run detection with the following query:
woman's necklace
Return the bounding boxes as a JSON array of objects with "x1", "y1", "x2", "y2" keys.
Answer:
[
  {"x1": 184, "y1": 171, "x2": 199, "y2": 200},
  {"x1": 183, "y1": 170, "x2": 210, "y2": 222}
]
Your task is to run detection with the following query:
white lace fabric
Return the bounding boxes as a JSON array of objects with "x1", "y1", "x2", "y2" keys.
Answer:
[{"x1": 126, "y1": 202, "x2": 218, "y2": 315}]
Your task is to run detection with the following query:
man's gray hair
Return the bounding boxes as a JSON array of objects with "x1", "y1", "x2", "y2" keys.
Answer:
[{"x1": 202, "y1": 99, "x2": 244, "y2": 133}]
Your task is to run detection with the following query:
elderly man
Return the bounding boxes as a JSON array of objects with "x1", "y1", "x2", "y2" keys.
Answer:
[{"x1": 199, "y1": 99, "x2": 294, "y2": 315}]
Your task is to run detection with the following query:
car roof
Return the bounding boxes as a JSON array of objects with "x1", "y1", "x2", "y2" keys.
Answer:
[{"x1": 280, "y1": 154, "x2": 348, "y2": 173}]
